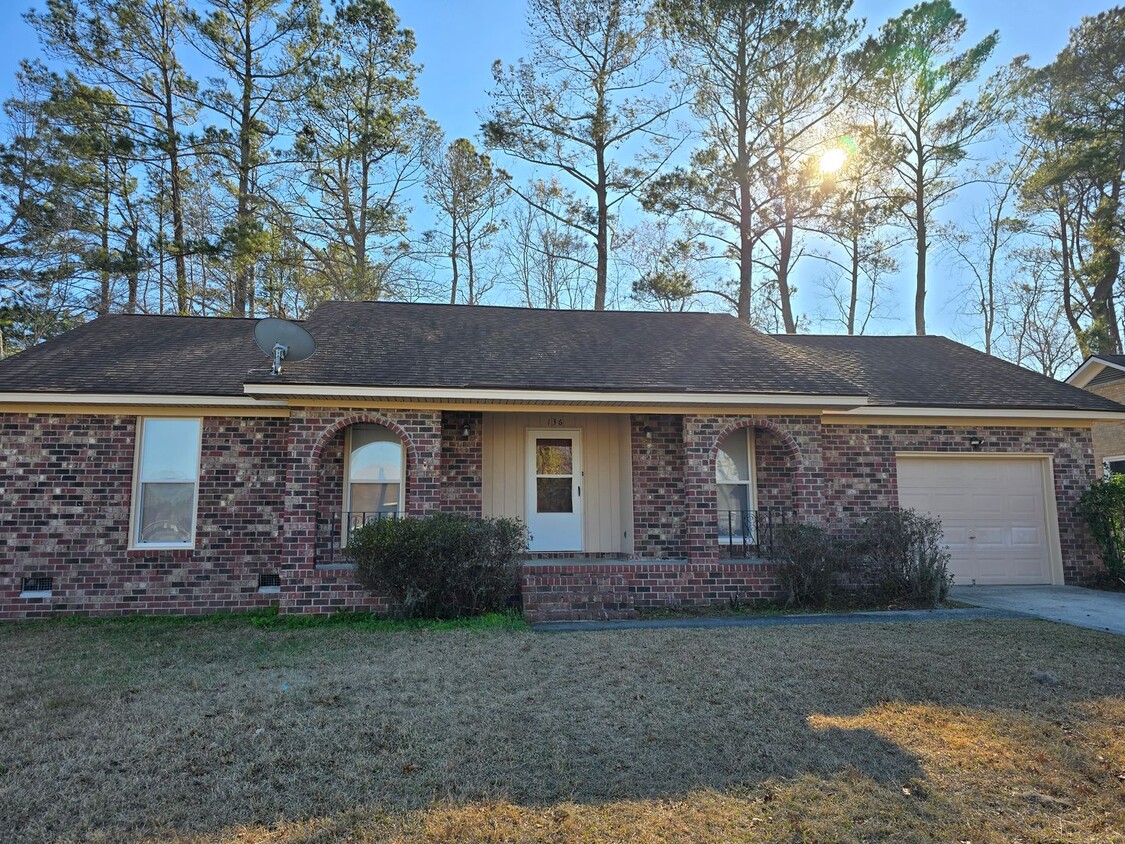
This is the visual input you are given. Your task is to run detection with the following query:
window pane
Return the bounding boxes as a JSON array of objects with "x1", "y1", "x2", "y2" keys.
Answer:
[
  {"x1": 350, "y1": 482, "x2": 400, "y2": 515},
  {"x1": 138, "y1": 483, "x2": 194, "y2": 543},
  {"x1": 537, "y1": 477, "x2": 573, "y2": 512},
  {"x1": 351, "y1": 426, "x2": 402, "y2": 482},
  {"x1": 718, "y1": 485, "x2": 751, "y2": 539},
  {"x1": 1109, "y1": 460, "x2": 1125, "y2": 476},
  {"x1": 536, "y1": 439, "x2": 573, "y2": 475},
  {"x1": 140, "y1": 419, "x2": 200, "y2": 481},
  {"x1": 718, "y1": 483, "x2": 749, "y2": 515},
  {"x1": 717, "y1": 432, "x2": 750, "y2": 483}
]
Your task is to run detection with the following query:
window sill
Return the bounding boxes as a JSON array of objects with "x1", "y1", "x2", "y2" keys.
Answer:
[
  {"x1": 19, "y1": 590, "x2": 52, "y2": 599},
  {"x1": 314, "y1": 563, "x2": 356, "y2": 571},
  {"x1": 257, "y1": 585, "x2": 281, "y2": 594}
]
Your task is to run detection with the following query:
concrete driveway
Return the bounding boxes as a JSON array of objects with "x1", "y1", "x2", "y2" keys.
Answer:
[{"x1": 950, "y1": 585, "x2": 1125, "y2": 636}]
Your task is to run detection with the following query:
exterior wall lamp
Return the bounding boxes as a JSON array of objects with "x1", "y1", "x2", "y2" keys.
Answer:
[{"x1": 969, "y1": 436, "x2": 984, "y2": 451}]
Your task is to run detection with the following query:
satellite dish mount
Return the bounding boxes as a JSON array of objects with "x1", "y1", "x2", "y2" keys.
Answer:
[{"x1": 254, "y1": 317, "x2": 316, "y2": 377}]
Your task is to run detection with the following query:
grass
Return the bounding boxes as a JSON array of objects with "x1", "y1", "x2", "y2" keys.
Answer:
[
  {"x1": 635, "y1": 597, "x2": 977, "y2": 620},
  {"x1": 43, "y1": 606, "x2": 530, "y2": 633},
  {"x1": 0, "y1": 616, "x2": 1123, "y2": 843}
]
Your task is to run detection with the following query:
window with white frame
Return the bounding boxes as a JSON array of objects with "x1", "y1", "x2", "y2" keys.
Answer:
[
  {"x1": 717, "y1": 428, "x2": 756, "y2": 539},
  {"x1": 133, "y1": 417, "x2": 201, "y2": 547},
  {"x1": 345, "y1": 425, "x2": 405, "y2": 531},
  {"x1": 1105, "y1": 456, "x2": 1125, "y2": 478}
]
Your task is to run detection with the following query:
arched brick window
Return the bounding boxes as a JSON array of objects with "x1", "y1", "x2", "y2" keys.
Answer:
[{"x1": 344, "y1": 424, "x2": 405, "y2": 531}]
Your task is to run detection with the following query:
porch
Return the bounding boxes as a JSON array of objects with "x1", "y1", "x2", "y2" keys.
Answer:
[{"x1": 307, "y1": 410, "x2": 804, "y2": 569}]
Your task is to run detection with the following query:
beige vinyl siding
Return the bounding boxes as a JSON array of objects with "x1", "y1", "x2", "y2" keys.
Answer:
[{"x1": 482, "y1": 412, "x2": 631, "y2": 553}]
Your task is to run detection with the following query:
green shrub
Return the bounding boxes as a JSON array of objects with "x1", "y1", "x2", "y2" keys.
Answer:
[
  {"x1": 856, "y1": 508, "x2": 952, "y2": 607},
  {"x1": 1077, "y1": 475, "x2": 1125, "y2": 585},
  {"x1": 775, "y1": 524, "x2": 838, "y2": 608},
  {"x1": 349, "y1": 514, "x2": 527, "y2": 619}
]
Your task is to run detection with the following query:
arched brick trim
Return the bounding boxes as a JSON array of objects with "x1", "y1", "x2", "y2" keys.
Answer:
[
  {"x1": 710, "y1": 417, "x2": 805, "y2": 516},
  {"x1": 712, "y1": 416, "x2": 801, "y2": 462},
  {"x1": 310, "y1": 414, "x2": 417, "y2": 465}
]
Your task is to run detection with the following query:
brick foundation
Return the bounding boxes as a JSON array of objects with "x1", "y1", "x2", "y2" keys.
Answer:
[{"x1": 520, "y1": 560, "x2": 784, "y2": 623}]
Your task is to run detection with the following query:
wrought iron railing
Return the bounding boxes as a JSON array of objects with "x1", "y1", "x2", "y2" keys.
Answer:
[
  {"x1": 718, "y1": 508, "x2": 790, "y2": 558},
  {"x1": 315, "y1": 511, "x2": 399, "y2": 566}
]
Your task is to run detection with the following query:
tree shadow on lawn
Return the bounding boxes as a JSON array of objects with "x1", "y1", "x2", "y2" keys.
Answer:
[{"x1": 1, "y1": 619, "x2": 1123, "y2": 842}]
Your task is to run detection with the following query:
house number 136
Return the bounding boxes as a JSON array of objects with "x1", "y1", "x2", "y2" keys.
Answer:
[{"x1": 546, "y1": 417, "x2": 565, "y2": 427}]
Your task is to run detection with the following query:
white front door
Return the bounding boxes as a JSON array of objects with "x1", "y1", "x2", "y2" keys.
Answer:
[{"x1": 526, "y1": 430, "x2": 583, "y2": 551}]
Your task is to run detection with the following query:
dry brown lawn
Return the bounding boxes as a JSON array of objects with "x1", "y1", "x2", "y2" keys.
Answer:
[{"x1": 0, "y1": 616, "x2": 1123, "y2": 843}]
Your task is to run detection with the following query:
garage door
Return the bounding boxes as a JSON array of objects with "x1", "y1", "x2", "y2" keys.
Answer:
[{"x1": 896, "y1": 456, "x2": 1055, "y2": 586}]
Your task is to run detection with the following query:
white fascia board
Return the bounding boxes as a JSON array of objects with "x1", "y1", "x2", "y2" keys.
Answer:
[
  {"x1": 823, "y1": 405, "x2": 1125, "y2": 421},
  {"x1": 242, "y1": 382, "x2": 871, "y2": 407},
  {"x1": 0, "y1": 392, "x2": 287, "y2": 407},
  {"x1": 1066, "y1": 357, "x2": 1125, "y2": 388}
]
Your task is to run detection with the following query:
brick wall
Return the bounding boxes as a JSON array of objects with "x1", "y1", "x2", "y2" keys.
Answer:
[
  {"x1": 2, "y1": 413, "x2": 287, "y2": 621},
  {"x1": 281, "y1": 407, "x2": 443, "y2": 615},
  {"x1": 754, "y1": 426, "x2": 797, "y2": 513},
  {"x1": 682, "y1": 415, "x2": 823, "y2": 564},
  {"x1": 521, "y1": 560, "x2": 784, "y2": 622},
  {"x1": 0, "y1": 408, "x2": 1105, "y2": 622},
  {"x1": 630, "y1": 414, "x2": 685, "y2": 558},
  {"x1": 440, "y1": 411, "x2": 483, "y2": 515},
  {"x1": 820, "y1": 423, "x2": 1101, "y2": 584}
]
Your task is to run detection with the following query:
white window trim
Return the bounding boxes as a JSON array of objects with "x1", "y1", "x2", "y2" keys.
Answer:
[
  {"x1": 128, "y1": 417, "x2": 202, "y2": 550},
  {"x1": 717, "y1": 427, "x2": 758, "y2": 539},
  {"x1": 343, "y1": 425, "x2": 407, "y2": 538},
  {"x1": 1104, "y1": 455, "x2": 1125, "y2": 478}
]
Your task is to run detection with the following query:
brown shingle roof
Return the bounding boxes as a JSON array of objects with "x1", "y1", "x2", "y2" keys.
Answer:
[
  {"x1": 0, "y1": 314, "x2": 265, "y2": 396},
  {"x1": 771, "y1": 334, "x2": 1122, "y2": 411},
  {"x1": 283, "y1": 301, "x2": 864, "y2": 395},
  {"x1": 0, "y1": 301, "x2": 1119, "y2": 414}
]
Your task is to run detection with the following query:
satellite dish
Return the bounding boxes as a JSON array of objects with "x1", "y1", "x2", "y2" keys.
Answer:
[{"x1": 254, "y1": 317, "x2": 316, "y2": 376}]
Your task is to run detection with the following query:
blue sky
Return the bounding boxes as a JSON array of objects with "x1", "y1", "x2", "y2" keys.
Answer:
[{"x1": 0, "y1": 0, "x2": 1116, "y2": 338}]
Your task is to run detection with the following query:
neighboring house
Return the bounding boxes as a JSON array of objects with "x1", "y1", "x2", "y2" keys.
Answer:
[
  {"x1": 1, "y1": 302, "x2": 1121, "y2": 622},
  {"x1": 1066, "y1": 354, "x2": 1125, "y2": 476}
]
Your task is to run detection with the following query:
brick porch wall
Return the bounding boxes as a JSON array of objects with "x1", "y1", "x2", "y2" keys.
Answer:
[
  {"x1": 521, "y1": 560, "x2": 784, "y2": 623},
  {"x1": 2, "y1": 413, "x2": 288, "y2": 621}
]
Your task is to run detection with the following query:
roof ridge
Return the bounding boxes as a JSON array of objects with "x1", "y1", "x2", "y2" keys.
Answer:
[{"x1": 312, "y1": 300, "x2": 737, "y2": 319}]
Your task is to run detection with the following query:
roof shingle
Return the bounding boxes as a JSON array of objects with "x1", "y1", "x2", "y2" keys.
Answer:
[{"x1": 0, "y1": 301, "x2": 1119, "y2": 414}]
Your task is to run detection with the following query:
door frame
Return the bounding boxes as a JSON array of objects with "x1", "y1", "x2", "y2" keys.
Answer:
[
  {"x1": 894, "y1": 452, "x2": 1064, "y2": 586},
  {"x1": 526, "y1": 427, "x2": 584, "y2": 551}
]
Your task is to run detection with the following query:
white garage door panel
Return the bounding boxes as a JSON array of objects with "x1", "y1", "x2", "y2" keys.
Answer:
[{"x1": 896, "y1": 457, "x2": 1054, "y2": 586}]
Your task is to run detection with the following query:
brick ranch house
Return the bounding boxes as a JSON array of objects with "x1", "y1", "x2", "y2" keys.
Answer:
[{"x1": 2, "y1": 301, "x2": 1123, "y2": 622}]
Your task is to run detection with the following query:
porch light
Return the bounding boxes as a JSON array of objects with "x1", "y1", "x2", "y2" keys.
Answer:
[
  {"x1": 969, "y1": 436, "x2": 984, "y2": 451},
  {"x1": 643, "y1": 425, "x2": 652, "y2": 440},
  {"x1": 462, "y1": 422, "x2": 471, "y2": 438}
]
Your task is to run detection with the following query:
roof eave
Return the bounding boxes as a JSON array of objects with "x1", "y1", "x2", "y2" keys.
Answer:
[
  {"x1": 241, "y1": 382, "x2": 871, "y2": 408},
  {"x1": 1066, "y1": 355, "x2": 1125, "y2": 387},
  {"x1": 823, "y1": 404, "x2": 1125, "y2": 421}
]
